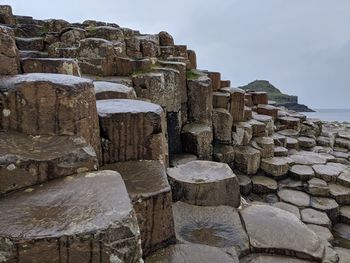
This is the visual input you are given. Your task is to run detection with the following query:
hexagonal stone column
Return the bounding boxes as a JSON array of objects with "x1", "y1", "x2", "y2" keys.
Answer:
[
  {"x1": 0, "y1": 171, "x2": 142, "y2": 262},
  {"x1": 0, "y1": 25, "x2": 20, "y2": 75},
  {"x1": 21, "y1": 58, "x2": 81, "y2": 76},
  {"x1": 0, "y1": 131, "x2": 98, "y2": 195},
  {"x1": 102, "y1": 160, "x2": 175, "y2": 256},
  {"x1": 97, "y1": 99, "x2": 167, "y2": 164},
  {"x1": 0, "y1": 73, "x2": 101, "y2": 162},
  {"x1": 167, "y1": 161, "x2": 240, "y2": 207}
]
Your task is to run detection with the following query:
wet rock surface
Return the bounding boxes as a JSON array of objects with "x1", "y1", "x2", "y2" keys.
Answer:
[{"x1": 0, "y1": 170, "x2": 142, "y2": 262}]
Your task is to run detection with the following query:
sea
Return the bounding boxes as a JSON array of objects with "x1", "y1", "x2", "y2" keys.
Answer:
[{"x1": 303, "y1": 109, "x2": 350, "y2": 122}]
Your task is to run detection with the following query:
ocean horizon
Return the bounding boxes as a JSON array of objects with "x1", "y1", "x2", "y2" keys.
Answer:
[{"x1": 303, "y1": 109, "x2": 350, "y2": 122}]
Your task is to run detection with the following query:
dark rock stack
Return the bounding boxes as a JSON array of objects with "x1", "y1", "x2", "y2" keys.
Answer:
[{"x1": 0, "y1": 4, "x2": 350, "y2": 262}]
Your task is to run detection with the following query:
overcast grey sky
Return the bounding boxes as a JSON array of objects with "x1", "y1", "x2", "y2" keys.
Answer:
[{"x1": 4, "y1": 0, "x2": 350, "y2": 108}]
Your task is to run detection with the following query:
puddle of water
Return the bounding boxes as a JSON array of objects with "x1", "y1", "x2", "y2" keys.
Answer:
[{"x1": 180, "y1": 221, "x2": 241, "y2": 248}]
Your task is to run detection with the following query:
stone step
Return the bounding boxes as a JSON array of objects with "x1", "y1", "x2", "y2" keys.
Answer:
[
  {"x1": 19, "y1": 50, "x2": 48, "y2": 59},
  {"x1": 213, "y1": 144, "x2": 235, "y2": 166},
  {"x1": 251, "y1": 136, "x2": 274, "y2": 158},
  {"x1": 94, "y1": 81, "x2": 136, "y2": 100},
  {"x1": 0, "y1": 131, "x2": 97, "y2": 195},
  {"x1": 240, "y1": 204, "x2": 324, "y2": 261},
  {"x1": 289, "y1": 151, "x2": 327, "y2": 166},
  {"x1": 21, "y1": 58, "x2": 81, "y2": 76},
  {"x1": 278, "y1": 189, "x2": 311, "y2": 208},
  {"x1": 274, "y1": 146, "x2": 289, "y2": 157},
  {"x1": 169, "y1": 153, "x2": 197, "y2": 167},
  {"x1": 0, "y1": 170, "x2": 142, "y2": 262},
  {"x1": 271, "y1": 133, "x2": 287, "y2": 147},
  {"x1": 289, "y1": 165, "x2": 315, "y2": 181},
  {"x1": 232, "y1": 122, "x2": 253, "y2": 146},
  {"x1": 238, "y1": 174, "x2": 252, "y2": 196},
  {"x1": 312, "y1": 163, "x2": 347, "y2": 182},
  {"x1": 260, "y1": 157, "x2": 289, "y2": 178},
  {"x1": 167, "y1": 160, "x2": 240, "y2": 207},
  {"x1": 298, "y1": 136, "x2": 317, "y2": 149},
  {"x1": 145, "y1": 244, "x2": 239, "y2": 263},
  {"x1": 286, "y1": 137, "x2": 299, "y2": 150},
  {"x1": 273, "y1": 202, "x2": 301, "y2": 219},
  {"x1": 252, "y1": 114, "x2": 274, "y2": 136},
  {"x1": 97, "y1": 99, "x2": 167, "y2": 164},
  {"x1": 172, "y1": 201, "x2": 249, "y2": 257},
  {"x1": 301, "y1": 208, "x2": 331, "y2": 228},
  {"x1": 251, "y1": 175, "x2": 278, "y2": 194},
  {"x1": 0, "y1": 73, "x2": 101, "y2": 162},
  {"x1": 256, "y1": 104, "x2": 278, "y2": 120},
  {"x1": 277, "y1": 116, "x2": 301, "y2": 130},
  {"x1": 15, "y1": 37, "x2": 44, "y2": 51},
  {"x1": 307, "y1": 224, "x2": 334, "y2": 243},
  {"x1": 307, "y1": 178, "x2": 329, "y2": 196},
  {"x1": 102, "y1": 160, "x2": 174, "y2": 256},
  {"x1": 310, "y1": 196, "x2": 339, "y2": 222},
  {"x1": 249, "y1": 91, "x2": 268, "y2": 105}
]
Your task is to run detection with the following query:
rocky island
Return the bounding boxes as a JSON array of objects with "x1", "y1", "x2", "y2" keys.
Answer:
[
  {"x1": 240, "y1": 80, "x2": 315, "y2": 112},
  {"x1": 0, "y1": 4, "x2": 350, "y2": 263}
]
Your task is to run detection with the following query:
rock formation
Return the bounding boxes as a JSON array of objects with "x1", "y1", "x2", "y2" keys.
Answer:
[{"x1": 0, "y1": 4, "x2": 349, "y2": 262}]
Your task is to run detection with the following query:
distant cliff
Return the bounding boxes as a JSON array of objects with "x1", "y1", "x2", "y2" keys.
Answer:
[{"x1": 239, "y1": 80, "x2": 314, "y2": 112}]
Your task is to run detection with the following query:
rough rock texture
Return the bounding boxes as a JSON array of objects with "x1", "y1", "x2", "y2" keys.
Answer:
[
  {"x1": 94, "y1": 80, "x2": 136, "y2": 100},
  {"x1": 0, "y1": 73, "x2": 101, "y2": 161},
  {"x1": 97, "y1": 99, "x2": 166, "y2": 163},
  {"x1": 240, "y1": 204, "x2": 324, "y2": 261},
  {"x1": 0, "y1": 25, "x2": 20, "y2": 75},
  {"x1": 278, "y1": 189, "x2": 311, "y2": 207},
  {"x1": 212, "y1": 108, "x2": 232, "y2": 144},
  {"x1": 181, "y1": 123, "x2": 213, "y2": 160},
  {"x1": 261, "y1": 157, "x2": 289, "y2": 178},
  {"x1": 234, "y1": 146, "x2": 261, "y2": 175},
  {"x1": 0, "y1": 171, "x2": 142, "y2": 262},
  {"x1": 0, "y1": 131, "x2": 98, "y2": 195},
  {"x1": 21, "y1": 58, "x2": 81, "y2": 76},
  {"x1": 173, "y1": 202, "x2": 250, "y2": 257},
  {"x1": 167, "y1": 161, "x2": 240, "y2": 207},
  {"x1": 102, "y1": 160, "x2": 175, "y2": 256}
]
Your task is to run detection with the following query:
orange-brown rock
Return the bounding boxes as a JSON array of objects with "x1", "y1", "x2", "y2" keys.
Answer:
[
  {"x1": 103, "y1": 160, "x2": 175, "y2": 256},
  {"x1": 227, "y1": 87, "x2": 245, "y2": 122},
  {"x1": 220, "y1": 80, "x2": 231, "y2": 88},
  {"x1": 0, "y1": 131, "x2": 98, "y2": 195},
  {"x1": 0, "y1": 73, "x2": 101, "y2": 162},
  {"x1": 97, "y1": 99, "x2": 167, "y2": 163},
  {"x1": 206, "y1": 71, "x2": 221, "y2": 91},
  {"x1": 213, "y1": 91, "x2": 230, "y2": 110},
  {"x1": 250, "y1": 91, "x2": 268, "y2": 105},
  {"x1": 257, "y1": 104, "x2": 278, "y2": 120},
  {"x1": 187, "y1": 49, "x2": 197, "y2": 69},
  {"x1": 15, "y1": 37, "x2": 44, "y2": 51},
  {"x1": 159, "y1": 31, "x2": 174, "y2": 46},
  {"x1": 0, "y1": 5, "x2": 15, "y2": 24}
]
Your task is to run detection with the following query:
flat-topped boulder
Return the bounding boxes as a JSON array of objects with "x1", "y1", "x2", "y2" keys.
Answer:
[
  {"x1": 257, "y1": 104, "x2": 278, "y2": 120},
  {"x1": 94, "y1": 81, "x2": 136, "y2": 100},
  {"x1": 274, "y1": 146, "x2": 289, "y2": 157},
  {"x1": 167, "y1": 161, "x2": 240, "y2": 207},
  {"x1": 252, "y1": 114, "x2": 274, "y2": 135},
  {"x1": 261, "y1": 157, "x2": 289, "y2": 178},
  {"x1": 290, "y1": 151, "x2": 327, "y2": 166},
  {"x1": 286, "y1": 137, "x2": 299, "y2": 150},
  {"x1": 0, "y1": 73, "x2": 101, "y2": 161},
  {"x1": 213, "y1": 108, "x2": 232, "y2": 144},
  {"x1": 307, "y1": 178, "x2": 329, "y2": 197},
  {"x1": 234, "y1": 145, "x2": 261, "y2": 175},
  {"x1": 290, "y1": 165, "x2": 315, "y2": 181},
  {"x1": 228, "y1": 88, "x2": 245, "y2": 122},
  {"x1": 310, "y1": 196, "x2": 339, "y2": 222},
  {"x1": 272, "y1": 133, "x2": 287, "y2": 147},
  {"x1": 278, "y1": 189, "x2": 311, "y2": 207},
  {"x1": 248, "y1": 119, "x2": 267, "y2": 137},
  {"x1": 21, "y1": 58, "x2": 81, "y2": 76},
  {"x1": 313, "y1": 163, "x2": 347, "y2": 182},
  {"x1": 102, "y1": 160, "x2": 174, "y2": 256},
  {"x1": 251, "y1": 176, "x2": 278, "y2": 194},
  {"x1": 97, "y1": 99, "x2": 166, "y2": 163},
  {"x1": 298, "y1": 137, "x2": 317, "y2": 149},
  {"x1": 241, "y1": 254, "x2": 317, "y2": 263},
  {"x1": 0, "y1": 170, "x2": 142, "y2": 262},
  {"x1": 252, "y1": 136, "x2": 274, "y2": 158},
  {"x1": 278, "y1": 129, "x2": 300, "y2": 138},
  {"x1": 301, "y1": 208, "x2": 331, "y2": 228},
  {"x1": 173, "y1": 201, "x2": 249, "y2": 257},
  {"x1": 249, "y1": 91, "x2": 268, "y2": 105},
  {"x1": 145, "y1": 244, "x2": 239, "y2": 263},
  {"x1": 238, "y1": 174, "x2": 252, "y2": 196},
  {"x1": 0, "y1": 131, "x2": 97, "y2": 195},
  {"x1": 329, "y1": 183, "x2": 350, "y2": 205},
  {"x1": 240, "y1": 204, "x2": 324, "y2": 261},
  {"x1": 181, "y1": 123, "x2": 213, "y2": 160},
  {"x1": 278, "y1": 116, "x2": 300, "y2": 130}
]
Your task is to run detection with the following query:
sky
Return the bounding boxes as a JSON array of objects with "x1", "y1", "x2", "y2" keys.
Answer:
[{"x1": 4, "y1": 0, "x2": 350, "y2": 109}]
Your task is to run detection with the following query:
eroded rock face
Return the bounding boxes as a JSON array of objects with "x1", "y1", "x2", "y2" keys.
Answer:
[
  {"x1": 0, "y1": 171, "x2": 142, "y2": 262},
  {"x1": 97, "y1": 99, "x2": 167, "y2": 163},
  {"x1": 167, "y1": 161, "x2": 240, "y2": 207},
  {"x1": 0, "y1": 132, "x2": 98, "y2": 195},
  {"x1": 0, "y1": 73, "x2": 101, "y2": 162},
  {"x1": 21, "y1": 58, "x2": 81, "y2": 76},
  {"x1": 0, "y1": 25, "x2": 20, "y2": 75},
  {"x1": 240, "y1": 204, "x2": 324, "y2": 261},
  {"x1": 234, "y1": 146, "x2": 261, "y2": 175},
  {"x1": 102, "y1": 160, "x2": 175, "y2": 256}
]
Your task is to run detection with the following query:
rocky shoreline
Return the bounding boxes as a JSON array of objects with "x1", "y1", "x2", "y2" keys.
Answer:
[{"x1": 0, "y1": 4, "x2": 350, "y2": 262}]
